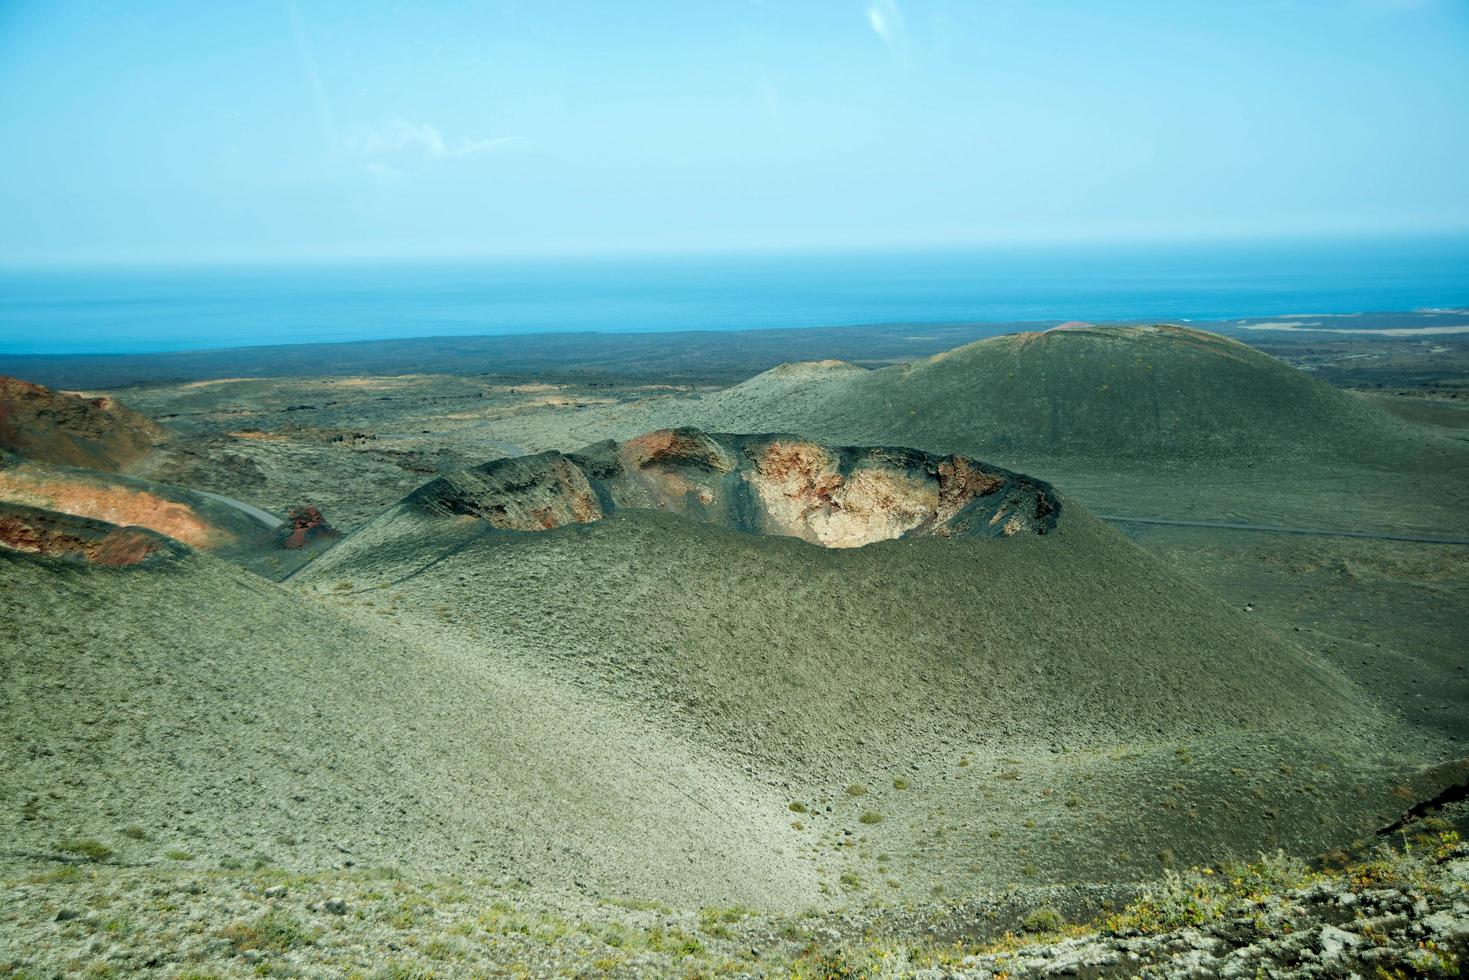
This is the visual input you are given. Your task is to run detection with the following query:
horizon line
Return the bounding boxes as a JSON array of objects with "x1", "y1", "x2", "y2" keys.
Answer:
[
  {"x1": 4, "y1": 310, "x2": 1466, "y2": 362},
  {"x1": 4, "y1": 228, "x2": 1469, "y2": 274}
]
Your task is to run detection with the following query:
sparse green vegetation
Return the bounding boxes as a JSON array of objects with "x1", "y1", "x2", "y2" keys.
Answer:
[
  {"x1": 1021, "y1": 906, "x2": 1065, "y2": 933},
  {"x1": 56, "y1": 839, "x2": 112, "y2": 861},
  {"x1": 644, "y1": 925, "x2": 704, "y2": 956},
  {"x1": 697, "y1": 905, "x2": 750, "y2": 939},
  {"x1": 858, "y1": 811, "x2": 883, "y2": 825},
  {"x1": 1104, "y1": 850, "x2": 1319, "y2": 937},
  {"x1": 222, "y1": 909, "x2": 315, "y2": 952}
]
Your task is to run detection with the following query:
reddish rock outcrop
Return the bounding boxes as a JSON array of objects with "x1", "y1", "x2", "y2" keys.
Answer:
[
  {"x1": 407, "y1": 429, "x2": 1060, "y2": 547},
  {"x1": 0, "y1": 465, "x2": 225, "y2": 549},
  {"x1": 279, "y1": 504, "x2": 341, "y2": 550},
  {"x1": 0, "y1": 502, "x2": 179, "y2": 567},
  {"x1": 0, "y1": 377, "x2": 165, "y2": 471}
]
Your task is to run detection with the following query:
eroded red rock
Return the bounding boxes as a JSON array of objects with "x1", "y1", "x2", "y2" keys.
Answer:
[
  {"x1": 621, "y1": 429, "x2": 735, "y2": 473},
  {"x1": 279, "y1": 504, "x2": 341, "y2": 550},
  {"x1": 407, "y1": 428, "x2": 1060, "y2": 547},
  {"x1": 0, "y1": 502, "x2": 179, "y2": 567},
  {"x1": 0, "y1": 466, "x2": 225, "y2": 549}
]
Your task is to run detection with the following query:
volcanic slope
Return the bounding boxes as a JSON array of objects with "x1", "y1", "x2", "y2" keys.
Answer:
[
  {"x1": 292, "y1": 430, "x2": 1443, "y2": 896},
  {"x1": 491, "y1": 324, "x2": 1468, "y2": 531},
  {"x1": 0, "y1": 507, "x2": 822, "y2": 909},
  {"x1": 0, "y1": 454, "x2": 299, "y2": 575},
  {"x1": 633, "y1": 325, "x2": 1430, "y2": 463},
  {"x1": 0, "y1": 376, "x2": 164, "y2": 471},
  {"x1": 0, "y1": 375, "x2": 324, "y2": 575}
]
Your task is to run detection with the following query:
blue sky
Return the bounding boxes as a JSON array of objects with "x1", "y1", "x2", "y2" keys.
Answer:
[{"x1": 1, "y1": 0, "x2": 1466, "y2": 265}]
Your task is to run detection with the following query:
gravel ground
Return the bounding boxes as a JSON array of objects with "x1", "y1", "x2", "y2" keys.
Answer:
[{"x1": 2, "y1": 833, "x2": 1466, "y2": 978}]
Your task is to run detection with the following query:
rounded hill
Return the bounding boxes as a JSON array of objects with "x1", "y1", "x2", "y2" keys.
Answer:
[
  {"x1": 639, "y1": 325, "x2": 1427, "y2": 465},
  {"x1": 0, "y1": 376, "x2": 164, "y2": 471}
]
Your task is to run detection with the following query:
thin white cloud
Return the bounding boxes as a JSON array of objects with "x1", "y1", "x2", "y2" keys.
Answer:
[
  {"x1": 344, "y1": 119, "x2": 527, "y2": 179},
  {"x1": 346, "y1": 119, "x2": 523, "y2": 160},
  {"x1": 865, "y1": 0, "x2": 910, "y2": 64}
]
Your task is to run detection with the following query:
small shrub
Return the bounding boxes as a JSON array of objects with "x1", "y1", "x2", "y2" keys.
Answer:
[
  {"x1": 788, "y1": 801, "x2": 808, "y2": 813},
  {"x1": 858, "y1": 811, "x2": 883, "y2": 825},
  {"x1": 644, "y1": 926, "x2": 703, "y2": 955},
  {"x1": 165, "y1": 850, "x2": 194, "y2": 861},
  {"x1": 120, "y1": 827, "x2": 148, "y2": 841},
  {"x1": 792, "y1": 945, "x2": 879, "y2": 979},
  {"x1": 222, "y1": 909, "x2": 315, "y2": 952},
  {"x1": 845, "y1": 784, "x2": 867, "y2": 797},
  {"x1": 56, "y1": 839, "x2": 112, "y2": 861},
  {"x1": 1021, "y1": 906, "x2": 1065, "y2": 933},
  {"x1": 1226, "y1": 849, "x2": 1314, "y2": 895},
  {"x1": 1104, "y1": 870, "x2": 1223, "y2": 935},
  {"x1": 892, "y1": 777, "x2": 909, "y2": 790}
]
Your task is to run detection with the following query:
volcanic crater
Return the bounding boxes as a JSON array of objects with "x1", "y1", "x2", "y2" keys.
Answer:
[{"x1": 405, "y1": 427, "x2": 1060, "y2": 548}]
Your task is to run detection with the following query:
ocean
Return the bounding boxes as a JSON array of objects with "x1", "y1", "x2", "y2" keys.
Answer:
[{"x1": 1, "y1": 237, "x2": 1466, "y2": 355}]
